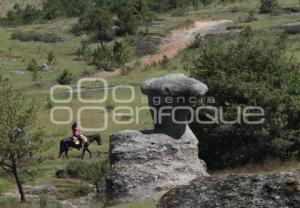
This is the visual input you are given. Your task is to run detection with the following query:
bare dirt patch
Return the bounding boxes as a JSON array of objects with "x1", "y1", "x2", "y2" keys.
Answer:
[
  {"x1": 141, "y1": 20, "x2": 233, "y2": 64},
  {"x1": 95, "y1": 19, "x2": 233, "y2": 77}
]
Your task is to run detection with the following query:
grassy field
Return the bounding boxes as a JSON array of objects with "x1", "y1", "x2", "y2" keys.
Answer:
[{"x1": 0, "y1": 0, "x2": 300, "y2": 207}]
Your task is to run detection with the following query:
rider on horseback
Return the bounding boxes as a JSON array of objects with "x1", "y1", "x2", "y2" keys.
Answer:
[{"x1": 72, "y1": 122, "x2": 88, "y2": 150}]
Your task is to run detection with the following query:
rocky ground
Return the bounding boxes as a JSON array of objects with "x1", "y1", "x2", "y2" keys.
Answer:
[{"x1": 158, "y1": 169, "x2": 300, "y2": 208}]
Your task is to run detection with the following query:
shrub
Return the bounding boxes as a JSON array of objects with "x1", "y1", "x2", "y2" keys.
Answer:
[
  {"x1": 46, "y1": 96, "x2": 53, "y2": 110},
  {"x1": 31, "y1": 69, "x2": 41, "y2": 82},
  {"x1": 42, "y1": 3, "x2": 60, "y2": 20},
  {"x1": 189, "y1": 34, "x2": 203, "y2": 49},
  {"x1": 76, "y1": 41, "x2": 90, "y2": 57},
  {"x1": 90, "y1": 46, "x2": 115, "y2": 71},
  {"x1": 66, "y1": 160, "x2": 85, "y2": 177},
  {"x1": 75, "y1": 7, "x2": 114, "y2": 43},
  {"x1": 26, "y1": 59, "x2": 39, "y2": 72},
  {"x1": 78, "y1": 41, "x2": 130, "y2": 71},
  {"x1": 56, "y1": 70, "x2": 72, "y2": 85},
  {"x1": 11, "y1": 32, "x2": 64, "y2": 43},
  {"x1": 187, "y1": 28, "x2": 300, "y2": 169},
  {"x1": 66, "y1": 159, "x2": 109, "y2": 194},
  {"x1": 114, "y1": 1, "x2": 140, "y2": 35},
  {"x1": 244, "y1": 10, "x2": 257, "y2": 22},
  {"x1": 42, "y1": 0, "x2": 91, "y2": 17},
  {"x1": 259, "y1": 0, "x2": 279, "y2": 14},
  {"x1": 22, "y1": 4, "x2": 41, "y2": 24},
  {"x1": 121, "y1": 65, "x2": 135, "y2": 75},
  {"x1": 105, "y1": 96, "x2": 116, "y2": 111},
  {"x1": 78, "y1": 160, "x2": 109, "y2": 194},
  {"x1": 134, "y1": 34, "x2": 160, "y2": 56},
  {"x1": 47, "y1": 51, "x2": 56, "y2": 65},
  {"x1": 159, "y1": 55, "x2": 170, "y2": 69},
  {"x1": 113, "y1": 41, "x2": 130, "y2": 66}
]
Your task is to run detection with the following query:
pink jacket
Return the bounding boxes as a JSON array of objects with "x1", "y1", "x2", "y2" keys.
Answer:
[{"x1": 72, "y1": 128, "x2": 81, "y2": 137}]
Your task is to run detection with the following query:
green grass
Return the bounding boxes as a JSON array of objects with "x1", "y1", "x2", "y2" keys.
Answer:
[
  {"x1": 53, "y1": 179, "x2": 93, "y2": 200},
  {"x1": 0, "y1": 177, "x2": 15, "y2": 194}
]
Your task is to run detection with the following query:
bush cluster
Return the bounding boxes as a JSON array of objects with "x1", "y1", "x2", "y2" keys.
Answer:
[
  {"x1": 11, "y1": 31, "x2": 64, "y2": 43},
  {"x1": 259, "y1": 0, "x2": 279, "y2": 14},
  {"x1": 187, "y1": 28, "x2": 300, "y2": 169},
  {"x1": 77, "y1": 40, "x2": 130, "y2": 71},
  {"x1": 0, "y1": 4, "x2": 40, "y2": 26},
  {"x1": 0, "y1": 0, "x2": 93, "y2": 25},
  {"x1": 66, "y1": 159, "x2": 109, "y2": 193},
  {"x1": 133, "y1": 34, "x2": 160, "y2": 57},
  {"x1": 56, "y1": 70, "x2": 72, "y2": 85}
]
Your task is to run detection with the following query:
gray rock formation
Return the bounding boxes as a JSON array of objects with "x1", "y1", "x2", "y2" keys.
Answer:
[
  {"x1": 107, "y1": 74, "x2": 209, "y2": 202},
  {"x1": 24, "y1": 184, "x2": 57, "y2": 195},
  {"x1": 279, "y1": 22, "x2": 300, "y2": 34},
  {"x1": 41, "y1": 63, "x2": 50, "y2": 72},
  {"x1": 158, "y1": 170, "x2": 300, "y2": 208},
  {"x1": 11, "y1": 70, "x2": 25, "y2": 76},
  {"x1": 283, "y1": 7, "x2": 300, "y2": 14},
  {"x1": 141, "y1": 74, "x2": 208, "y2": 139}
]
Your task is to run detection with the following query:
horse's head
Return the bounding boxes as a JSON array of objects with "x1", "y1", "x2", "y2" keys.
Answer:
[{"x1": 95, "y1": 133, "x2": 102, "y2": 145}]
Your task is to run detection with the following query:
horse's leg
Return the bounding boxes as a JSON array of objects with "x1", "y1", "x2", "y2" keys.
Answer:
[
  {"x1": 59, "y1": 141, "x2": 64, "y2": 159},
  {"x1": 58, "y1": 151, "x2": 63, "y2": 159},
  {"x1": 65, "y1": 147, "x2": 69, "y2": 159},
  {"x1": 86, "y1": 147, "x2": 92, "y2": 158},
  {"x1": 81, "y1": 149, "x2": 86, "y2": 160}
]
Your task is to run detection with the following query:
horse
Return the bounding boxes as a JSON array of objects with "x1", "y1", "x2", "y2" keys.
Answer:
[{"x1": 59, "y1": 134, "x2": 102, "y2": 159}]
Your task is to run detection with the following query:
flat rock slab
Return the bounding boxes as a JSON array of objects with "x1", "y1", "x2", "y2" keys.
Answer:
[
  {"x1": 158, "y1": 170, "x2": 300, "y2": 208},
  {"x1": 107, "y1": 129, "x2": 208, "y2": 202},
  {"x1": 141, "y1": 73, "x2": 208, "y2": 97},
  {"x1": 280, "y1": 22, "x2": 300, "y2": 34}
]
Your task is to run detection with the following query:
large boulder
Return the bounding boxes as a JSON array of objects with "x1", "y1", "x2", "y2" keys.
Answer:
[
  {"x1": 107, "y1": 129, "x2": 208, "y2": 202},
  {"x1": 107, "y1": 74, "x2": 209, "y2": 202},
  {"x1": 158, "y1": 170, "x2": 300, "y2": 208}
]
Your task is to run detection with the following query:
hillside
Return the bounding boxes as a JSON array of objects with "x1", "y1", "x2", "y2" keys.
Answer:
[{"x1": 0, "y1": 0, "x2": 300, "y2": 207}]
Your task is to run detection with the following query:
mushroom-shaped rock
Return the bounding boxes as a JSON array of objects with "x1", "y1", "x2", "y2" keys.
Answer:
[
  {"x1": 107, "y1": 74, "x2": 209, "y2": 203},
  {"x1": 141, "y1": 73, "x2": 208, "y2": 98},
  {"x1": 141, "y1": 74, "x2": 208, "y2": 138}
]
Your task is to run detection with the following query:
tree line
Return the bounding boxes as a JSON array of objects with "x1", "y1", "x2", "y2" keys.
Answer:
[{"x1": 0, "y1": 0, "x2": 240, "y2": 26}]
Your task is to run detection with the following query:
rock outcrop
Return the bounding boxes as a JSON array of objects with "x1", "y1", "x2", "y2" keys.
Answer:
[
  {"x1": 158, "y1": 170, "x2": 300, "y2": 208},
  {"x1": 140, "y1": 74, "x2": 208, "y2": 139},
  {"x1": 279, "y1": 22, "x2": 300, "y2": 34},
  {"x1": 107, "y1": 74, "x2": 209, "y2": 202},
  {"x1": 283, "y1": 7, "x2": 300, "y2": 14}
]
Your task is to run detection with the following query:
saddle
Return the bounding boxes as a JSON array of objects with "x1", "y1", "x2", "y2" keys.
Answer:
[
  {"x1": 72, "y1": 137, "x2": 80, "y2": 145},
  {"x1": 72, "y1": 135, "x2": 88, "y2": 146}
]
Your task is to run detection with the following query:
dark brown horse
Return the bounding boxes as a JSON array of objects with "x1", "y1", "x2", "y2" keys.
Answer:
[{"x1": 59, "y1": 134, "x2": 102, "y2": 159}]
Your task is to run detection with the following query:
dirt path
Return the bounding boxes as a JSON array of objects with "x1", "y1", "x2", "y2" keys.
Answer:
[
  {"x1": 140, "y1": 20, "x2": 233, "y2": 64},
  {"x1": 95, "y1": 19, "x2": 233, "y2": 77}
]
